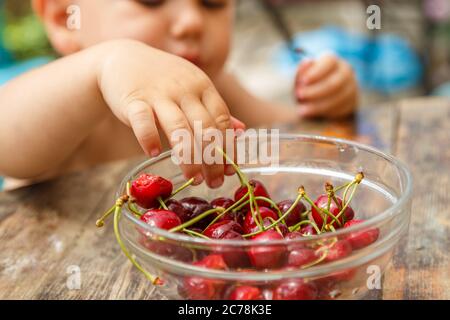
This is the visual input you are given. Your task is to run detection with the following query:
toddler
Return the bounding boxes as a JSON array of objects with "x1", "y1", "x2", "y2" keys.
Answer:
[{"x1": 0, "y1": 0, "x2": 358, "y2": 189}]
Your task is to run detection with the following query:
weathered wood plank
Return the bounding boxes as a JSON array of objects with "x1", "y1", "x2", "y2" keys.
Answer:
[
  {"x1": 0, "y1": 159, "x2": 143, "y2": 299},
  {"x1": 382, "y1": 97, "x2": 450, "y2": 299}
]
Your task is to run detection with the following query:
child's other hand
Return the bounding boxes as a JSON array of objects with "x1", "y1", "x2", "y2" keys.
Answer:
[
  {"x1": 295, "y1": 53, "x2": 358, "y2": 119},
  {"x1": 97, "y1": 40, "x2": 242, "y2": 188}
]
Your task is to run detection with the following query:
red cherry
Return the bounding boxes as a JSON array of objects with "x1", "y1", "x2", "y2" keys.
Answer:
[
  {"x1": 183, "y1": 277, "x2": 222, "y2": 300},
  {"x1": 287, "y1": 248, "x2": 318, "y2": 268},
  {"x1": 166, "y1": 199, "x2": 190, "y2": 222},
  {"x1": 261, "y1": 217, "x2": 289, "y2": 236},
  {"x1": 311, "y1": 195, "x2": 354, "y2": 229},
  {"x1": 315, "y1": 240, "x2": 356, "y2": 284},
  {"x1": 217, "y1": 232, "x2": 251, "y2": 268},
  {"x1": 234, "y1": 180, "x2": 271, "y2": 210},
  {"x1": 277, "y1": 199, "x2": 307, "y2": 227},
  {"x1": 344, "y1": 219, "x2": 380, "y2": 250},
  {"x1": 262, "y1": 288, "x2": 274, "y2": 300},
  {"x1": 195, "y1": 254, "x2": 228, "y2": 270},
  {"x1": 140, "y1": 209, "x2": 181, "y2": 230},
  {"x1": 180, "y1": 197, "x2": 214, "y2": 229},
  {"x1": 243, "y1": 207, "x2": 278, "y2": 234},
  {"x1": 139, "y1": 235, "x2": 193, "y2": 262},
  {"x1": 130, "y1": 173, "x2": 173, "y2": 209},
  {"x1": 285, "y1": 231, "x2": 304, "y2": 240},
  {"x1": 323, "y1": 240, "x2": 352, "y2": 263},
  {"x1": 211, "y1": 197, "x2": 234, "y2": 209},
  {"x1": 211, "y1": 197, "x2": 236, "y2": 221},
  {"x1": 299, "y1": 225, "x2": 317, "y2": 236},
  {"x1": 273, "y1": 280, "x2": 318, "y2": 300},
  {"x1": 285, "y1": 231, "x2": 306, "y2": 250},
  {"x1": 247, "y1": 230, "x2": 286, "y2": 269},
  {"x1": 182, "y1": 254, "x2": 227, "y2": 299},
  {"x1": 228, "y1": 286, "x2": 263, "y2": 300},
  {"x1": 203, "y1": 220, "x2": 243, "y2": 239}
]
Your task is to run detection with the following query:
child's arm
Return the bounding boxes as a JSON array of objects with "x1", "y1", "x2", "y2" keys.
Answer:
[
  {"x1": 213, "y1": 72, "x2": 297, "y2": 128},
  {"x1": 0, "y1": 39, "x2": 239, "y2": 188},
  {"x1": 215, "y1": 53, "x2": 358, "y2": 126}
]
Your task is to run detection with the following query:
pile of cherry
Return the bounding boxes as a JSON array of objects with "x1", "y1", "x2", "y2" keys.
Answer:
[{"x1": 97, "y1": 166, "x2": 380, "y2": 300}]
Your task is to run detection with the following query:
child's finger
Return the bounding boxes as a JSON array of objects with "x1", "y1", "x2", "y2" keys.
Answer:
[
  {"x1": 127, "y1": 100, "x2": 162, "y2": 157},
  {"x1": 297, "y1": 61, "x2": 352, "y2": 100},
  {"x1": 180, "y1": 95, "x2": 225, "y2": 189},
  {"x1": 298, "y1": 81, "x2": 357, "y2": 118},
  {"x1": 301, "y1": 53, "x2": 339, "y2": 86},
  {"x1": 201, "y1": 86, "x2": 233, "y2": 132},
  {"x1": 201, "y1": 87, "x2": 238, "y2": 177},
  {"x1": 231, "y1": 116, "x2": 246, "y2": 131},
  {"x1": 295, "y1": 58, "x2": 315, "y2": 85},
  {"x1": 153, "y1": 99, "x2": 204, "y2": 185}
]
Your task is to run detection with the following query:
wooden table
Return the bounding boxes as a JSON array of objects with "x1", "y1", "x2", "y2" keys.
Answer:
[{"x1": 0, "y1": 97, "x2": 449, "y2": 300}]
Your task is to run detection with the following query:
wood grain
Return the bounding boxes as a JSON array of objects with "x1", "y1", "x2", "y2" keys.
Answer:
[{"x1": 382, "y1": 97, "x2": 450, "y2": 299}]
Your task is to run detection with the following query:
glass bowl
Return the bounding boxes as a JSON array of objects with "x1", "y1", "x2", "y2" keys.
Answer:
[{"x1": 116, "y1": 134, "x2": 412, "y2": 300}]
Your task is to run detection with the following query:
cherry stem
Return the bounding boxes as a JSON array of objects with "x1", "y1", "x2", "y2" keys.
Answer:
[
  {"x1": 335, "y1": 183, "x2": 358, "y2": 223},
  {"x1": 335, "y1": 172, "x2": 364, "y2": 223},
  {"x1": 96, "y1": 204, "x2": 116, "y2": 228},
  {"x1": 289, "y1": 218, "x2": 321, "y2": 235},
  {"x1": 232, "y1": 196, "x2": 282, "y2": 217},
  {"x1": 301, "y1": 250, "x2": 328, "y2": 269},
  {"x1": 266, "y1": 216, "x2": 283, "y2": 236},
  {"x1": 216, "y1": 147, "x2": 263, "y2": 230},
  {"x1": 170, "y1": 177, "x2": 195, "y2": 198},
  {"x1": 158, "y1": 197, "x2": 168, "y2": 210},
  {"x1": 113, "y1": 204, "x2": 162, "y2": 285},
  {"x1": 169, "y1": 208, "x2": 224, "y2": 233},
  {"x1": 247, "y1": 184, "x2": 263, "y2": 231},
  {"x1": 239, "y1": 194, "x2": 286, "y2": 228},
  {"x1": 325, "y1": 181, "x2": 333, "y2": 212},
  {"x1": 332, "y1": 181, "x2": 351, "y2": 193},
  {"x1": 96, "y1": 195, "x2": 129, "y2": 228},
  {"x1": 183, "y1": 229, "x2": 210, "y2": 239},
  {"x1": 216, "y1": 147, "x2": 248, "y2": 186},
  {"x1": 242, "y1": 191, "x2": 304, "y2": 238},
  {"x1": 203, "y1": 191, "x2": 250, "y2": 230},
  {"x1": 301, "y1": 210, "x2": 310, "y2": 219},
  {"x1": 342, "y1": 181, "x2": 354, "y2": 206},
  {"x1": 326, "y1": 195, "x2": 332, "y2": 213},
  {"x1": 124, "y1": 182, "x2": 142, "y2": 217},
  {"x1": 127, "y1": 201, "x2": 142, "y2": 217},
  {"x1": 302, "y1": 192, "x2": 341, "y2": 229}
]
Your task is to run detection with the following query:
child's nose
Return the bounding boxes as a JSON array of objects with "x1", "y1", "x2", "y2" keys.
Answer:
[{"x1": 170, "y1": 6, "x2": 204, "y2": 39}]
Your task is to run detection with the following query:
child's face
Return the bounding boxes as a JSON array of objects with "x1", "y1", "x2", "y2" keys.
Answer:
[{"x1": 73, "y1": 0, "x2": 234, "y2": 77}]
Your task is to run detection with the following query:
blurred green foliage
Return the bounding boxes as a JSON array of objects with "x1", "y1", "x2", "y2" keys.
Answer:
[{"x1": 1, "y1": 0, "x2": 54, "y2": 61}]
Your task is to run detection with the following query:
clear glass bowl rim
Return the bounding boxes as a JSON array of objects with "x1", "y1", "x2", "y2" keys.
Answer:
[{"x1": 117, "y1": 133, "x2": 413, "y2": 248}]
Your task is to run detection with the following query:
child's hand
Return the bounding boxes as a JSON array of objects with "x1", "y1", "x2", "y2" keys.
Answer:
[
  {"x1": 295, "y1": 53, "x2": 358, "y2": 119},
  {"x1": 97, "y1": 40, "x2": 242, "y2": 188}
]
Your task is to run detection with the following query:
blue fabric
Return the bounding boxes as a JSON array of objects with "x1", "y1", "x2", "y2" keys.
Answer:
[{"x1": 273, "y1": 26, "x2": 424, "y2": 94}]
